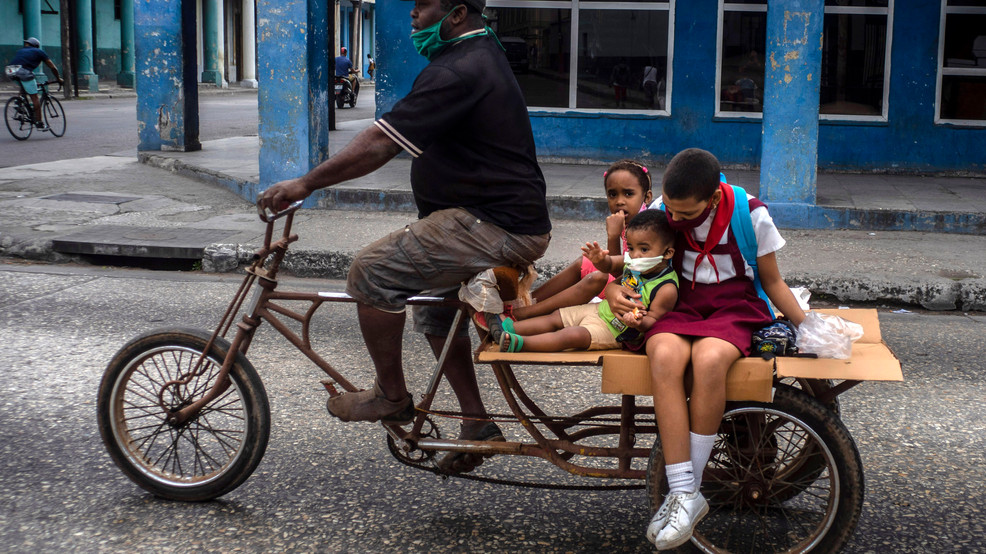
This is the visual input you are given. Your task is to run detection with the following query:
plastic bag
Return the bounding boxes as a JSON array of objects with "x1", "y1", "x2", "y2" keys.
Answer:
[
  {"x1": 458, "y1": 269, "x2": 503, "y2": 314},
  {"x1": 795, "y1": 312, "x2": 864, "y2": 359}
]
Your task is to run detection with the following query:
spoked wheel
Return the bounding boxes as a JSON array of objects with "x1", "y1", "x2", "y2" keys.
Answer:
[
  {"x1": 646, "y1": 386, "x2": 864, "y2": 553},
  {"x1": 97, "y1": 328, "x2": 270, "y2": 501},
  {"x1": 42, "y1": 96, "x2": 66, "y2": 137},
  {"x1": 5, "y1": 97, "x2": 33, "y2": 140},
  {"x1": 781, "y1": 377, "x2": 840, "y2": 414}
]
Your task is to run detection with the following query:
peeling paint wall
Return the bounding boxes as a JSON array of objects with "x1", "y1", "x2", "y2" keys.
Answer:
[
  {"x1": 375, "y1": 0, "x2": 427, "y2": 118},
  {"x1": 135, "y1": 0, "x2": 200, "y2": 152},
  {"x1": 257, "y1": 0, "x2": 329, "y2": 195}
]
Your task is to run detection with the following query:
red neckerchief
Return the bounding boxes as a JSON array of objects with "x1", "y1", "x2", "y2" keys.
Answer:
[{"x1": 683, "y1": 182, "x2": 733, "y2": 289}]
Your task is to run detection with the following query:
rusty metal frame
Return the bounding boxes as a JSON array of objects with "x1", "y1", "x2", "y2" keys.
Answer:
[{"x1": 167, "y1": 203, "x2": 864, "y2": 486}]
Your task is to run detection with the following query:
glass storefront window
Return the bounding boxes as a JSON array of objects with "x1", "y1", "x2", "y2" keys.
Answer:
[
  {"x1": 717, "y1": 0, "x2": 891, "y2": 120},
  {"x1": 937, "y1": 4, "x2": 986, "y2": 123},
  {"x1": 718, "y1": 7, "x2": 766, "y2": 114},
  {"x1": 488, "y1": 7, "x2": 572, "y2": 108},
  {"x1": 487, "y1": 2, "x2": 673, "y2": 113},
  {"x1": 819, "y1": 13, "x2": 887, "y2": 117},
  {"x1": 576, "y1": 10, "x2": 670, "y2": 109}
]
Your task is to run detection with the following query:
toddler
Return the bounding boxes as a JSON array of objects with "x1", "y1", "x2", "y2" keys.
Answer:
[{"x1": 493, "y1": 210, "x2": 678, "y2": 353}]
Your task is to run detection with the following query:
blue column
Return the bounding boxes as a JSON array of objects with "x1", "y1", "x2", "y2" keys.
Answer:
[
  {"x1": 759, "y1": 0, "x2": 824, "y2": 205},
  {"x1": 256, "y1": 0, "x2": 329, "y2": 197},
  {"x1": 118, "y1": 0, "x2": 136, "y2": 87},
  {"x1": 23, "y1": 0, "x2": 42, "y2": 45},
  {"x1": 75, "y1": 0, "x2": 99, "y2": 92},
  {"x1": 375, "y1": 0, "x2": 425, "y2": 116},
  {"x1": 135, "y1": 0, "x2": 200, "y2": 152}
]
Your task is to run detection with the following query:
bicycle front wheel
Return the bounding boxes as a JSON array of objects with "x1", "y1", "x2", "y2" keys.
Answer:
[
  {"x1": 42, "y1": 95, "x2": 66, "y2": 137},
  {"x1": 5, "y1": 97, "x2": 32, "y2": 140},
  {"x1": 97, "y1": 328, "x2": 271, "y2": 501}
]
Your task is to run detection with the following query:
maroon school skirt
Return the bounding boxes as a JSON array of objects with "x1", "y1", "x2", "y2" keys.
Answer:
[{"x1": 638, "y1": 276, "x2": 772, "y2": 356}]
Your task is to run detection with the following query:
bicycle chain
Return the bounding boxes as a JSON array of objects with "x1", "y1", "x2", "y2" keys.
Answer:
[{"x1": 385, "y1": 415, "x2": 645, "y2": 491}]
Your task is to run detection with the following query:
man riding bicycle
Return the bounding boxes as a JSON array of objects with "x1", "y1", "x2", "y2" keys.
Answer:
[
  {"x1": 260, "y1": 0, "x2": 551, "y2": 473},
  {"x1": 5, "y1": 37, "x2": 62, "y2": 130}
]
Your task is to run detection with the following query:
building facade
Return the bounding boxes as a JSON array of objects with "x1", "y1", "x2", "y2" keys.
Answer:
[
  {"x1": 376, "y1": 0, "x2": 985, "y2": 174},
  {"x1": 2, "y1": 0, "x2": 375, "y2": 91}
]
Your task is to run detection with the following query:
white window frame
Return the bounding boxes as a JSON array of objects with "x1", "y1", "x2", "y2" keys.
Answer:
[
  {"x1": 715, "y1": 0, "x2": 893, "y2": 122},
  {"x1": 935, "y1": 1, "x2": 986, "y2": 127},
  {"x1": 488, "y1": 0, "x2": 675, "y2": 115}
]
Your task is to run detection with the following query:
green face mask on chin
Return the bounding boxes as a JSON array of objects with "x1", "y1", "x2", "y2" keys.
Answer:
[{"x1": 411, "y1": 5, "x2": 493, "y2": 61}]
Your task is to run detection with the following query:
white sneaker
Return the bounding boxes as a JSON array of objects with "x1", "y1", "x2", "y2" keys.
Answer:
[
  {"x1": 645, "y1": 493, "x2": 675, "y2": 543},
  {"x1": 649, "y1": 490, "x2": 709, "y2": 550}
]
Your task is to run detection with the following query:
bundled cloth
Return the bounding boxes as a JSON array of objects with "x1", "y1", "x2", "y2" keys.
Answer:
[{"x1": 458, "y1": 265, "x2": 538, "y2": 314}]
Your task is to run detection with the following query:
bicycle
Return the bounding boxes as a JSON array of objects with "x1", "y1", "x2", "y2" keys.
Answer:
[
  {"x1": 4, "y1": 78, "x2": 65, "y2": 140},
  {"x1": 97, "y1": 201, "x2": 902, "y2": 553}
]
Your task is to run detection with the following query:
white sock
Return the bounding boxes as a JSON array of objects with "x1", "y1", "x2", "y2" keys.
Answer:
[
  {"x1": 665, "y1": 461, "x2": 694, "y2": 495},
  {"x1": 690, "y1": 432, "x2": 717, "y2": 492}
]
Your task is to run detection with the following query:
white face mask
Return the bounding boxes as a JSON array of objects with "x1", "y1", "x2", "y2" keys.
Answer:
[{"x1": 624, "y1": 252, "x2": 664, "y2": 273}]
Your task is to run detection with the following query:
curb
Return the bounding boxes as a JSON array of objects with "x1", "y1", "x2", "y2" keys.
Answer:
[
  {"x1": 134, "y1": 155, "x2": 986, "y2": 312},
  {"x1": 195, "y1": 243, "x2": 986, "y2": 312}
]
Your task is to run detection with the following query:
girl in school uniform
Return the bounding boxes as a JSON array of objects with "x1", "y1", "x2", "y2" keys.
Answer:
[{"x1": 606, "y1": 148, "x2": 806, "y2": 550}]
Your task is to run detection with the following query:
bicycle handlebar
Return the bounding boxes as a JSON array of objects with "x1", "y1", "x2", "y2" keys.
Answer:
[{"x1": 257, "y1": 199, "x2": 304, "y2": 223}]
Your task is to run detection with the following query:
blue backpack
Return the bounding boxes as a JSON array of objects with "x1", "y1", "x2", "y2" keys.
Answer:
[{"x1": 662, "y1": 175, "x2": 774, "y2": 317}]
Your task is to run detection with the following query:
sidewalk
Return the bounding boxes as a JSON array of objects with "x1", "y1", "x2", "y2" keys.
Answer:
[
  {"x1": 136, "y1": 123, "x2": 986, "y2": 235},
  {"x1": 2, "y1": 133, "x2": 985, "y2": 311}
]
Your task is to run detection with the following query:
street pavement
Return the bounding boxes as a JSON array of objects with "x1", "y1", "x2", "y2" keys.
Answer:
[
  {"x1": 1, "y1": 264, "x2": 985, "y2": 553},
  {"x1": 1, "y1": 134, "x2": 985, "y2": 312}
]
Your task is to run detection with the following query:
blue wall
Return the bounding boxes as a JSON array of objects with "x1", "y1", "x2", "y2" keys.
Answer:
[
  {"x1": 377, "y1": 0, "x2": 985, "y2": 173},
  {"x1": 376, "y1": 0, "x2": 426, "y2": 115}
]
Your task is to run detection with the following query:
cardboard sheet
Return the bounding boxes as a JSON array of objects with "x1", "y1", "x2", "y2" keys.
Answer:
[
  {"x1": 475, "y1": 308, "x2": 902, "y2": 398},
  {"x1": 601, "y1": 353, "x2": 774, "y2": 401}
]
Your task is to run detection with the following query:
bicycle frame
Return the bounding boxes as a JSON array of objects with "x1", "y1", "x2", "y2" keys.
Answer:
[{"x1": 166, "y1": 201, "x2": 657, "y2": 483}]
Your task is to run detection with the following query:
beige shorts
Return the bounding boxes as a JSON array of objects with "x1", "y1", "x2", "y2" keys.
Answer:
[{"x1": 558, "y1": 303, "x2": 620, "y2": 351}]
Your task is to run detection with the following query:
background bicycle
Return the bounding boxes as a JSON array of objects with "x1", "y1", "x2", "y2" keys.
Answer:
[{"x1": 4, "y1": 78, "x2": 66, "y2": 140}]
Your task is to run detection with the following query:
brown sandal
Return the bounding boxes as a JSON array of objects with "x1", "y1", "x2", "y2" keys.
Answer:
[
  {"x1": 326, "y1": 382, "x2": 414, "y2": 425},
  {"x1": 436, "y1": 422, "x2": 505, "y2": 474}
]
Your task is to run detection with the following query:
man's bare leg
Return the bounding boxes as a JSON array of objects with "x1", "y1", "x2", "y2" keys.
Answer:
[
  {"x1": 356, "y1": 303, "x2": 409, "y2": 401},
  {"x1": 29, "y1": 92, "x2": 42, "y2": 124}
]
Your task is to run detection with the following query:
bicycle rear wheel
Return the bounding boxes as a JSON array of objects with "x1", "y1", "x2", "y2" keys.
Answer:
[
  {"x1": 4, "y1": 97, "x2": 32, "y2": 140},
  {"x1": 97, "y1": 328, "x2": 271, "y2": 501},
  {"x1": 42, "y1": 96, "x2": 66, "y2": 137},
  {"x1": 647, "y1": 385, "x2": 864, "y2": 553}
]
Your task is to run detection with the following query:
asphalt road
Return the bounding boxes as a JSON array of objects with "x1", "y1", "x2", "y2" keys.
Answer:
[
  {"x1": 0, "y1": 261, "x2": 984, "y2": 553},
  {"x1": 0, "y1": 91, "x2": 376, "y2": 168}
]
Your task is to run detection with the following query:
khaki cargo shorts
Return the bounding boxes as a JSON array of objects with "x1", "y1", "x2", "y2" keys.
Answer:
[
  {"x1": 558, "y1": 303, "x2": 620, "y2": 351},
  {"x1": 346, "y1": 207, "x2": 549, "y2": 337}
]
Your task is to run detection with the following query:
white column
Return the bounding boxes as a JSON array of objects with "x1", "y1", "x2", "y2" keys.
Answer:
[
  {"x1": 353, "y1": 1, "x2": 362, "y2": 74},
  {"x1": 241, "y1": 0, "x2": 258, "y2": 87}
]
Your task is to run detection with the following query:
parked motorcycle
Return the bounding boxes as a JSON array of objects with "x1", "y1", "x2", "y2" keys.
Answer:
[{"x1": 334, "y1": 75, "x2": 359, "y2": 109}]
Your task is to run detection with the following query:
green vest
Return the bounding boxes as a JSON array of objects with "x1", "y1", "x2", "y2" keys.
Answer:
[{"x1": 597, "y1": 265, "x2": 678, "y2": 345}]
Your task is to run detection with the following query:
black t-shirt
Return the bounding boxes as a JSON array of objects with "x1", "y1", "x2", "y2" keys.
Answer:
[{"x1": 375, "y1": 33, "x2": 551, "y2": 235}]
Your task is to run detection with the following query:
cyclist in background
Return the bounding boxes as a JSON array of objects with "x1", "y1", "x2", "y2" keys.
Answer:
[{"x1": 6, "y1": 37, "x2": 62, "y2": 130}]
